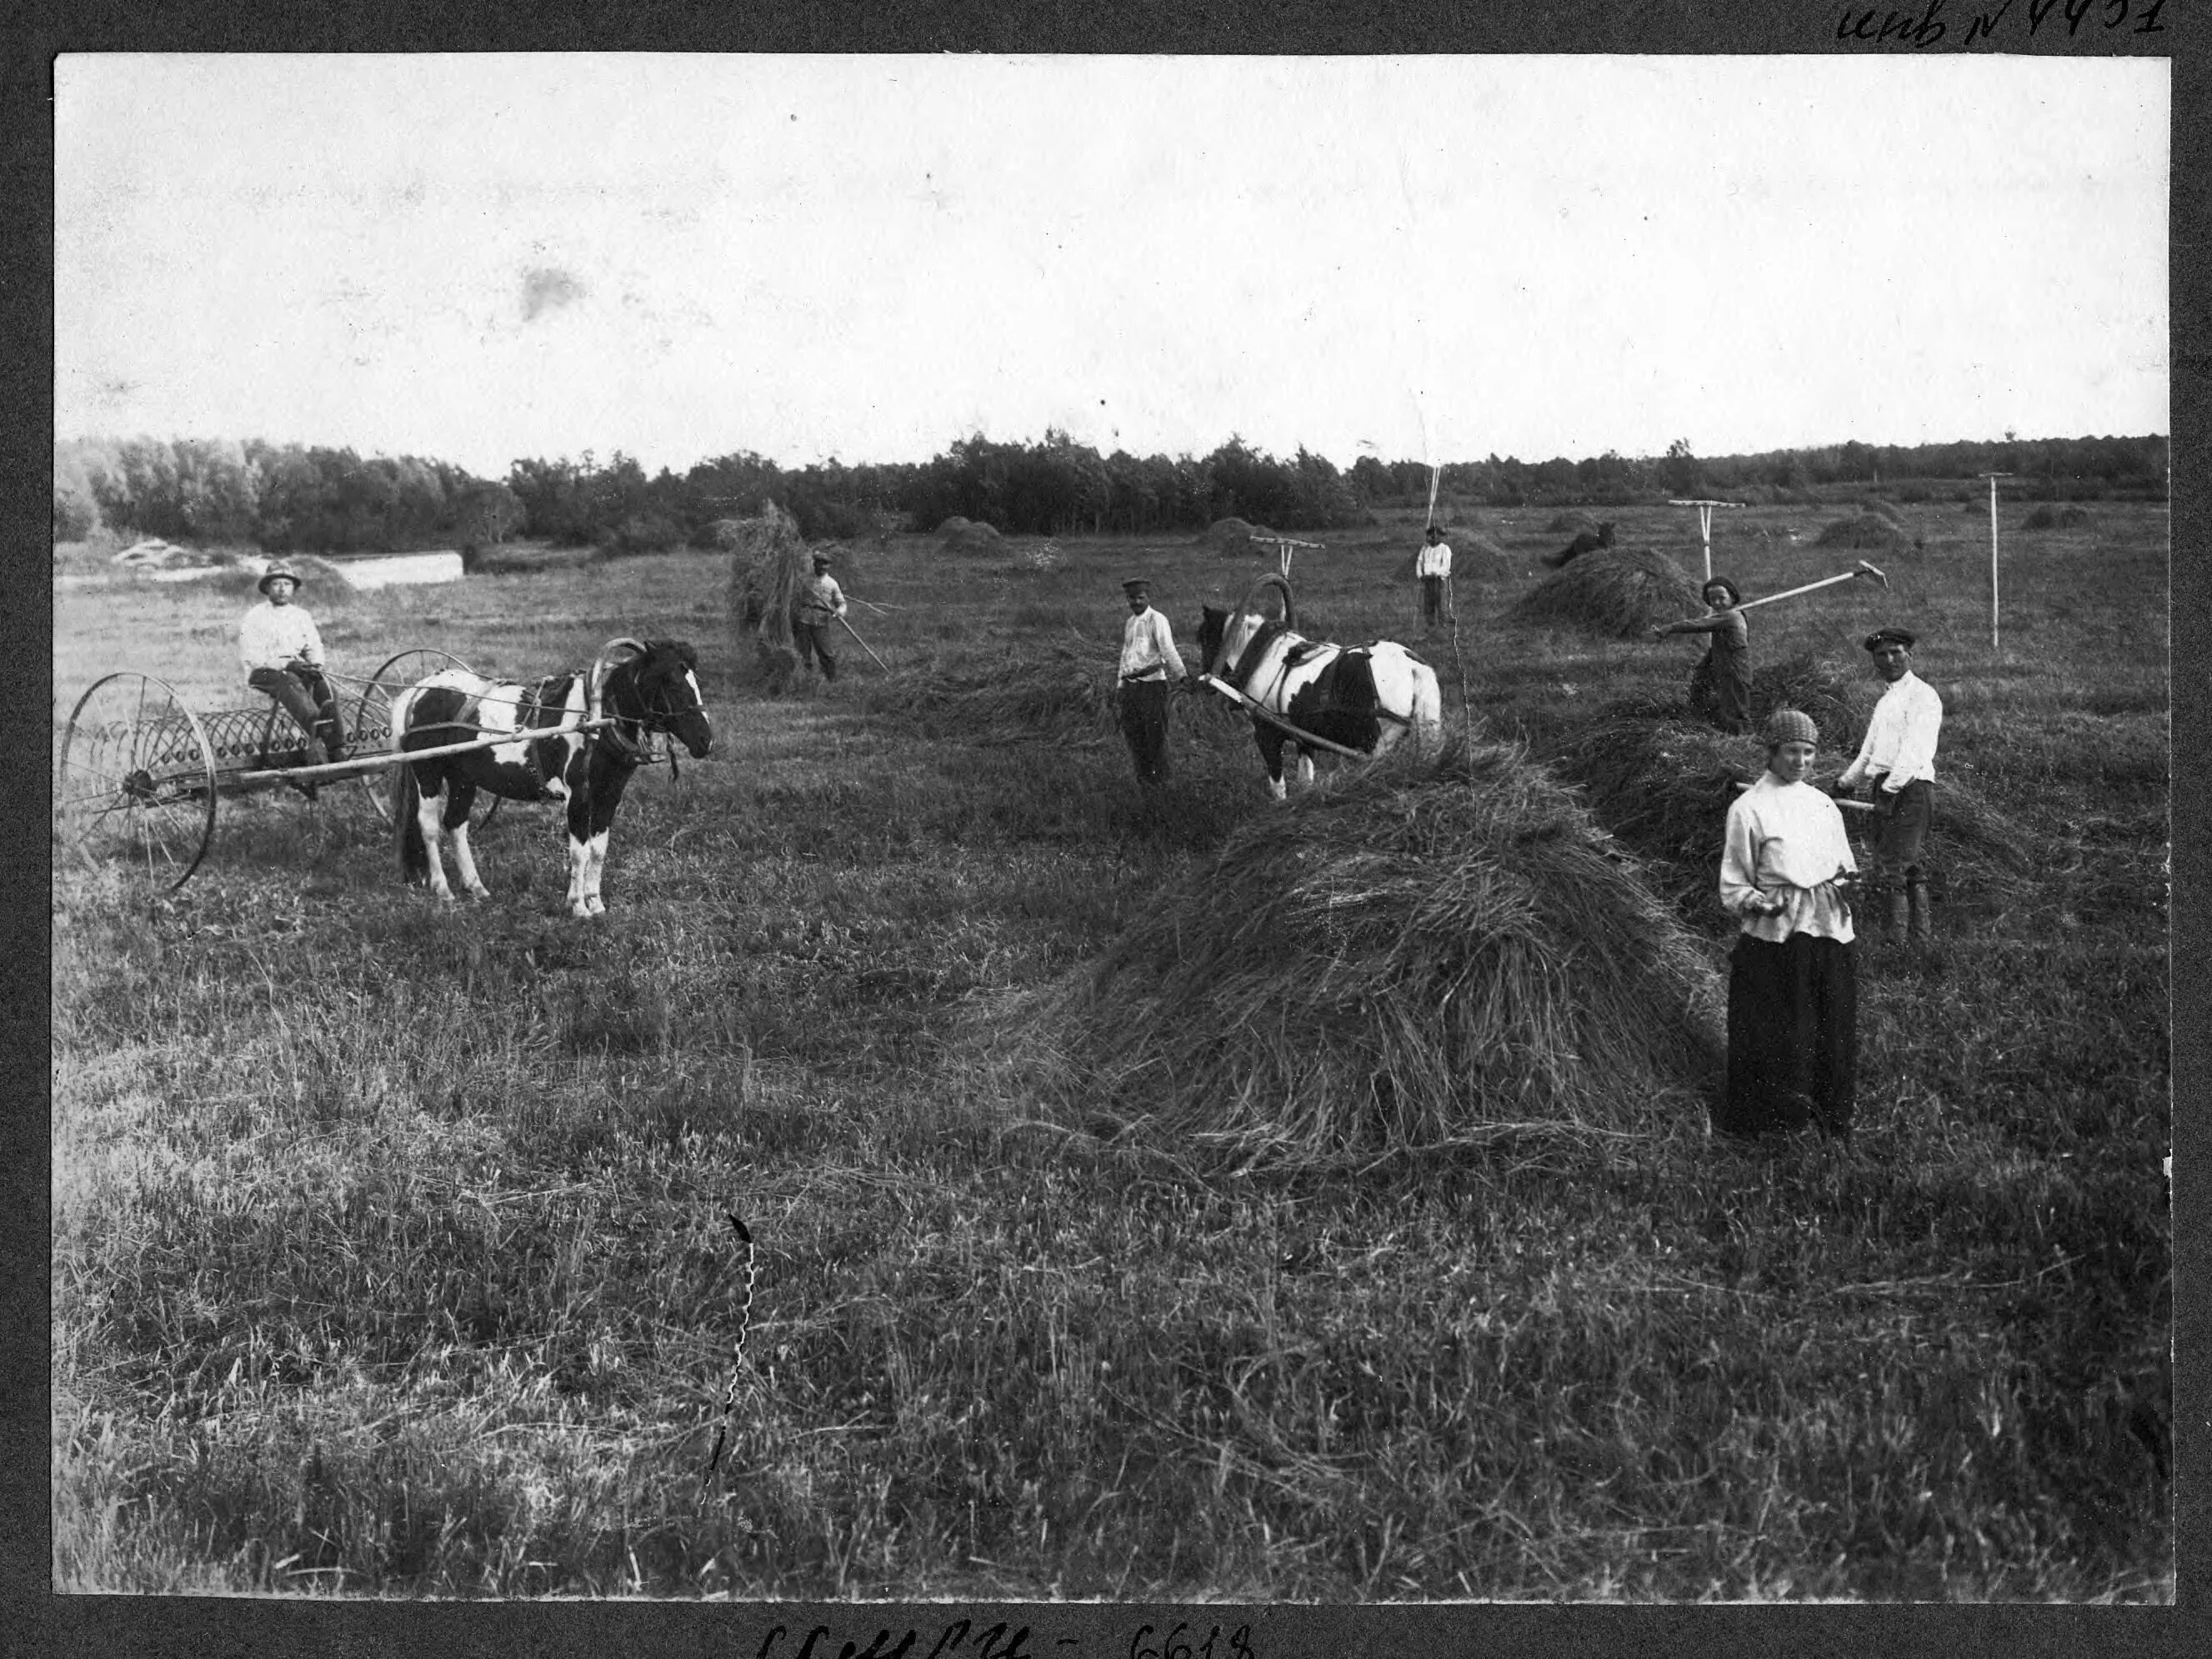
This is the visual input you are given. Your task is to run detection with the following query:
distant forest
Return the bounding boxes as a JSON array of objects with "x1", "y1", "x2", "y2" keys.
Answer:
[{"x1": 54, "y1": 429, "x2": 2169, "y2": 554}]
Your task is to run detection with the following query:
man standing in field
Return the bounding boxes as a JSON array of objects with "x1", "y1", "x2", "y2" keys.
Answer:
[
  {"x1": 1835, "y1": 626, "x2": 1944, "y2": 945},
  {"x1": 1117, "y1": 578, "x2": 1191, "y2": 785},
  {"x1": 239, "y1": 562, "x2": 347, "y2": 763},
  {"x1": 1415, "y1": 524, "x2": 1452, "y2": 631},
  {"x1": 793, "y1": 550, "x2": 848, "y2": 684}
]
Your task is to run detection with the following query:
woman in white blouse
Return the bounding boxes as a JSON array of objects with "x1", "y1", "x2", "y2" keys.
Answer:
[{"x1": 1718, "y1": 709, "x2": 1860, "y2": 1140}]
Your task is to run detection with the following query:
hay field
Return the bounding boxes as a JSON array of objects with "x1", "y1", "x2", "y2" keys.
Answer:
[{"x1": 51, "y1": 497, "x2": 2170, "y2": 1600}]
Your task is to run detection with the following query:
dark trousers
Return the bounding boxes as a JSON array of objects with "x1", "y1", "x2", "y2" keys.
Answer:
[
  {"x1": 1119, "y1": 677, "x2": 1172, "y2": 783},
  {"x1": 1420, "y1": 574, "x2": 1445, "y2": 627},
  {"x1": 1721, "y1": 933, "x2": 1858, "y2": 1140},
  {"x1": 1869, "y1": 779, "x2": 1933, "y2": 890},
  {"x1": 795, "y1": 621, "x2": 838, "y2": 681},
  {"x1": 248, "y1": 665, "x2": 345, "y2": 759}
]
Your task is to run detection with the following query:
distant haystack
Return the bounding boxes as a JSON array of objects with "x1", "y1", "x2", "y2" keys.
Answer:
[
  {"x1": 1814, "y1": 514, "x2": 1912, "y2": 554},
  {"x1": 939, "y1": 519, "x2": 1006, "y2": 555},
  {"x1": 1544, "y1": 510, "x2": 1603, "y2": 536},
  {"x1": 1395, "y1": 525, "x2": 1509, "y2": 580},
  {"x1": 1006, "y1": 738, "x2": 1724, "y2": 1165},
  {"x1": 1199, "y1": 517, "x2": 1274, "y2": 557},
  {"x1": 727, "y1": 502, "x2": 809, "y2": 692},
  {"x1": 2022, "y1": 503, "x2": 2092, "y2": 531},
  {"x1": 1510, "y1": 546, "x2": 1704, "y2": 639},
  {"x1": 1859, "y1": 499, "x2": 1908, "y2": 527}
]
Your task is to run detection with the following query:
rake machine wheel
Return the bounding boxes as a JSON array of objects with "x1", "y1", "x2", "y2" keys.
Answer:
[
  {"x1": 353, "y1": 648, "x2": 500, "y2": 832},
  {"x1": 55, "y1": 672, "x2": 219, "y2": 892}
]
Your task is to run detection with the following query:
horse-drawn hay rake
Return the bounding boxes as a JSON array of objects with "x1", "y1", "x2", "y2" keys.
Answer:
[{"x1": 54, "y1": 647, "x2": 504, "y2": 892}]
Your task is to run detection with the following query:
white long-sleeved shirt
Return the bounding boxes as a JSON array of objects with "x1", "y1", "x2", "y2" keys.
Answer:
[
  {"x1": 1721, "y1": 773, "x2": 1859, "y2": 944},
  {"x1": 1416, "y1": 540, "x2": 1453, "y2": 579},
  {"x1": 238, "y1": 600, "x2": 326, "y2": 674},
  {"x1": 1119, "y1": 606, "x2": 1188, "y2": 681},
  {"x1": 1836, "y1": 671, "x2": 1944, "y2": 791}
]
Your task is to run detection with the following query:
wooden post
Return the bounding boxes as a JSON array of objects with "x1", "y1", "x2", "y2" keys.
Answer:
[
  {"x1": 1980, "y1": 473, "x2": 2010, "y2": 653},
  {"x1": 1669, "y1": 499, "x2": 1744, "y2": 582}
]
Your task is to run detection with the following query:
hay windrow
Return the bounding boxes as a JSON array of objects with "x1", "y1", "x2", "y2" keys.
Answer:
[
  {"x1": 1509, "y1": 546, "x2": 1704, "y2": 638},
  {"x1": 2022, "y1": 503, "x2": 2092, "y2": 531},
  {"x1": 1015, "y1": 738, "x2": 1725, "y2": 1165},
  {"x1": 1544, "y1": 510, "x2": 1602, "y2": 535},
  {"x1": 885, "y1": 633, "x2": 1120, "y2": 746}
]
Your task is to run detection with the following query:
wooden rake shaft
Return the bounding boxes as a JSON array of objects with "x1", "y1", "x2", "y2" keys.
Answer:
[
  {"x1": 836, "y1": 615, "x2": 891, "y2": 672},
  {"x1": 1729, "y1": 560, "x2": 1888, "y2": 617}
]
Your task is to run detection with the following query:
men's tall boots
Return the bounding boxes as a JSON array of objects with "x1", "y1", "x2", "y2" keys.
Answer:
[{"x1": 1907, "y1": 880, "x2": 1934, "y2": 945}]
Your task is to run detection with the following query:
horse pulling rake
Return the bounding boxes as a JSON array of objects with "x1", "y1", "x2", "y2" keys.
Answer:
[{"x1": 55, "y1": 646, "x2": 583, "y2": 893}]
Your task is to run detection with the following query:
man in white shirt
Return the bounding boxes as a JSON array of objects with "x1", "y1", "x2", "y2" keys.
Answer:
[
  {"x1": 1835, "y1": 626, "x2": 1944, "y2": 944},
  {"x1": 793, "y1": 551, "x2": 848, "y2": 684},
  {"x1": 1116, "y1": 578, "x2": 1191, "y2": 784},
  {"x1": 240, "y1": 563, "x2": 346, "y2": 763},
  {"x1": 1414, "y1": 524, "x2": 1452, "y2": 630}
]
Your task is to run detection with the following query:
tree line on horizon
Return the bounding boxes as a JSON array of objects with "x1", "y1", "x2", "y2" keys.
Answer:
[{"x1": 54, "y1": 429, "x2": 2169, "y2": 556}]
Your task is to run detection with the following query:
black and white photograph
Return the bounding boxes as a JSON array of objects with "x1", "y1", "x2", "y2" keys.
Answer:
[{"x1": 48, "y1": 48, "x2": 2173, "y2": 1611}]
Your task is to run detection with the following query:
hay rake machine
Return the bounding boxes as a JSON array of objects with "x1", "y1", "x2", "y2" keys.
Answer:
[{"x1": 53, "y1": 647, "x2": 502, "y2": 893}]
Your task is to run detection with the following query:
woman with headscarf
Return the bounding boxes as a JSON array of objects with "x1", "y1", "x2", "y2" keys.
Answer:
[
  {"x1": 1717, "y1": 708, "x2": 1859, "y2": 1141},
  {"x1": 1652, "y1": 575, "x2": 1751, "y2": 734}
]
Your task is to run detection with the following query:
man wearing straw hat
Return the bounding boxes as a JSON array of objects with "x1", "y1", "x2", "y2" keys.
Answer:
[
  {"x1": 1719, "y1": 708, "x2": 1860, "y2": 1141},
  {"x1": 1116, "y1": 578, "x2": 1191, "y2": 784},
  {"x1": 239, "y1": 561, "x2": 347, "y2": 763},
  {"x1": 1415, "y1": 524, "x2": 1452, "y2": 632},
  {"x1": 793, "y1": 550, "x2": 848, "y2": 684},
  {"x1": 1835, "y1": 626, "x2": 1944, "y2": 945}
]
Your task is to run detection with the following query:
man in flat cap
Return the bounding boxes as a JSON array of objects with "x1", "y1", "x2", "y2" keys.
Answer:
[
  {"x1": 240, "y1": 561, "x2": 347, "y2": 763},
  {"x1": 793, "y1": 550, "x2": 848, "y2": 684},
  {"x1": 1836, "y1": 626, "x2": 1944, "y2": 944},
  {"x1": 1115, "y1": 578, "x2": 1192, "y2": 784}
]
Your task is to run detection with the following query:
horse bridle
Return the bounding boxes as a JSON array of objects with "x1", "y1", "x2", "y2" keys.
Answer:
[{"x1": 594, "y1": 655, "x2": 700, "y2": 773}]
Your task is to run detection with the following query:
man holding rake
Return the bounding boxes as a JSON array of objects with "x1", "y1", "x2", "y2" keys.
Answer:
[{"x1": 1115, "y1": 578, "x2": 1193, "y2": 785}]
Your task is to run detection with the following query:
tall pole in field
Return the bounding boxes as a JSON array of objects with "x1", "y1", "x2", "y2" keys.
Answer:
[
  {"x1": 1980, "y1": 473, "x2": 2010, "y2": 653},
  {"x1": 1669, "y1": 499, "x2": 1743, "y2": 581}
]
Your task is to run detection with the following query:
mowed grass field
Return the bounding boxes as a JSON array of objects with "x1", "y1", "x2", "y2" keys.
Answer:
[{"x1": 50, "y1": 495, "x2": 2171, "y2": 1601}]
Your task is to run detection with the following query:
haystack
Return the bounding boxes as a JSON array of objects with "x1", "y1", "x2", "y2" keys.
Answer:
[
  {"x1": 726, "y1": 502, "x2": 810, "y2": 690},
  {"x1": 1544, "y1": 509, "x2": 1602, "y2": 535},
  {"x1": 1535, "y1": 695, "x2": 2038, "y2": 929},
  {"x1": 1509, "y1": 546, "x2": 1704, "y2": 638},
  {"x1": 939, "y1": 519, "x2": 1006, "y2": 555},
  {"x1": 1199, "y1": 517, "x2": 1275, "y2": 557},
  {"x1": 1814, "y1": 514, "x2": 1912, "y2": 554},
  {"x1": 2022, "y1": 503, "x2": 2091, "y2": 531},
  {"x1": 887, "y1": 634, "x2": 1118, "y2": 746},
  {"x1": 1018, "y1": 739, "x2": 1725, "y2": 1163}
]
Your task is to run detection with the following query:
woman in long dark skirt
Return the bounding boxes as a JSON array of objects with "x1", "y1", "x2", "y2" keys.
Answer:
[
  {"x1": 1654, "y1": 576, "x2": 1752, "y2": 734},
  {"x1": 1717, "y1": 708, "x2": 1860, "y2": 1140}
]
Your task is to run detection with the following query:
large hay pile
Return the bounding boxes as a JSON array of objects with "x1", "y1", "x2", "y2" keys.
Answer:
[
  {"x1": 727, "y1": 503, "x2": 810, "y2": 690},
  {"x1": 1018, "y1": 739, "x2": 1725, "y2": 1162},
  {"x1": 2022, "y1": 503, "x2": 2092, "y2": 531},
  {"x1": 1509, "y1": 546, "x2": 1703, "y2": 638},
  {"x1": 1535, "y1": 694, "x2": 2038, "y2": 930},
  {"x1": 1814, "y1": 514, "x2": 1912, "y2": 554},
  {"x1": 939, "y1": 519, "x2": 1007, "y2": 555}
]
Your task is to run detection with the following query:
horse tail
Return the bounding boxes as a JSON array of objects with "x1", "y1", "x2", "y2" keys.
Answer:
[{"x1": 397, "y1": 760, "x2": 428, "y2": 883}]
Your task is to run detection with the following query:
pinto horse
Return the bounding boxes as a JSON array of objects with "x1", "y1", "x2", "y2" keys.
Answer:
[
  {"x1": 390, "y1": 638, "x2": 712, "y2": 916},
  {"x1": 1196, "y1": 575, "x2": 1442, "y2": 801}
]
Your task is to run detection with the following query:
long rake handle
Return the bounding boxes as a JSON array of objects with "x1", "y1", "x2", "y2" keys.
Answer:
[
  {"x1": 219, "y1": 719, "x2": 612, "y2": 787},
  {"x1": 1199, "y1": 674, "x2": 1371, "y2": 760},
  {"x1": 838, "y1": 615, "x2": 891, "y2": 672}
]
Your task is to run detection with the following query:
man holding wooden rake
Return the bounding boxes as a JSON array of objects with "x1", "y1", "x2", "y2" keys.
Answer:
[{"x1": 1836, "y1": 626, "x2": 1944, "y2": 945}]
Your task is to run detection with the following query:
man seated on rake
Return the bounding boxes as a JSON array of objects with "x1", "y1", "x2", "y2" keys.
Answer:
[{"x1": 239, "y1": 561, "x2": 347, "y2": 764}]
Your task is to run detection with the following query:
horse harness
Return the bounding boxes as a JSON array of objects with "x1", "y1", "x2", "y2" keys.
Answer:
[{"x1": 1228, "y1": 623, "x2": 1415, "y2": 731}]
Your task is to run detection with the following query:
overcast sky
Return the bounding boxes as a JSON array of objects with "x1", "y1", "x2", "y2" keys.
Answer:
[{"x1": 54, "y1": 53, "x2": 2168, "y2": 479}]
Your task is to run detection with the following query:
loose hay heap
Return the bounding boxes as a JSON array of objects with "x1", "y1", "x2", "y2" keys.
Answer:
[
  {"x1": 891, "y1": 633, "x2": 1118, "y2": 745},
  {"x1": 1509, "y1": 546, "x2": 1704, "y2": 638},
  {"x1": 1019, "y1": 739, "x2": 1725, "y2": 1163},
  {"x1": 2022, "y1": 503, "x2": 2092, "y2": 530},
  {"x1": 727, "y1": 502, "x2": 810, "y2": 689},
  {"x1": 1815, "y1": 514, "x2": 1913, "y2": 554},
  {"x1": 1534, "y1": 691, "x2": 2039, "y2": 929},
  {"x1": 939, "y1": 519, "x2": 1007, "y2": 555}
]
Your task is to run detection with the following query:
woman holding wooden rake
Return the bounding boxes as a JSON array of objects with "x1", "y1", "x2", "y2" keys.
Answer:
[
  {"x1": 1717, "y1": 708, "x2": 1860, "y2": 1143},
  {"x1": 1652, "y1": 574, "x2": 1751, "y2": 734}
]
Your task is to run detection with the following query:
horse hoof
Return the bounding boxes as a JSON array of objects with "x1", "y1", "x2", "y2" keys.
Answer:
[{"x1": 467, "y1": 886, "x2": 491, "y2": 901}]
